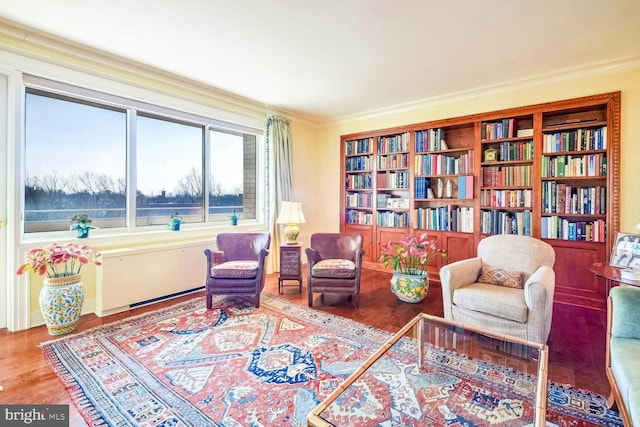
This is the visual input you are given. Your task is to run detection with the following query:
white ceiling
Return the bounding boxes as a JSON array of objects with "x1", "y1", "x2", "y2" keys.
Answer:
[{"x1": 1, "y1": 0, "x2": 639, "y2": 123}]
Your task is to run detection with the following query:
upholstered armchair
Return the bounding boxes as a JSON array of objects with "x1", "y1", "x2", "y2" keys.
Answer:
[
  {"x1": 439, "y1": 234, "x2": 556, "y2": 344},
  {"x1": 606, "y1": 286, "x2": 640, "y2": 427},
  {"x1": 204, "y1": 232, "x2": 270, "y2": 308},
  {"x1": 306, "y1": 233, "x2": 364, "y2": 309}
]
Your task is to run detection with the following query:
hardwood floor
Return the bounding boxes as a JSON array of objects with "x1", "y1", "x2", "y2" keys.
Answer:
[{"x1": 0, "y1": 269, "x2": 609, "y2": 426}]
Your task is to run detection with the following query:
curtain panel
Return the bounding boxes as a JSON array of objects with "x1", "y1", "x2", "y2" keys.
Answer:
[{"x1": 266, "y1": 114, "x2": 293, "y2": 272}]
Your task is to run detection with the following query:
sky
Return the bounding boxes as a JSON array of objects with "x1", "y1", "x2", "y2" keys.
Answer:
[{"x1": 25, "y1": 92, "x2": 244, "y2": 196}]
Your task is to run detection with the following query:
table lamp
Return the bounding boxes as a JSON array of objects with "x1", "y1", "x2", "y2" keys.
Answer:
[{"x1": 277, "y1": 201, "x2": 306, "y2": 244}]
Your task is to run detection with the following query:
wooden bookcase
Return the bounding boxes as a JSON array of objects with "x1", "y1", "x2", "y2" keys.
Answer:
[{"x1": 340, "y1": 92, "x2": 621, "y2": 310}]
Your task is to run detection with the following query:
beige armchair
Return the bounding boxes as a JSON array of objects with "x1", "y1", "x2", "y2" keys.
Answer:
[{"x1": 439, "y1": 234, "x2": 556, "y2": 344}]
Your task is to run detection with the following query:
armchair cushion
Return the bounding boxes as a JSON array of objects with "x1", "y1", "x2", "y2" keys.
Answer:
[
  {"x1": 453, "y1": 283, "x2": 528, "y2": 323},
  {"x1": 311, "y1": 259, "x2": 356, "y2": 279},
  {"x1": 478, "y1": 264, "x2": 525, "y2": 289},
  {"x1": 211, "y1": 260, "x2": 259, "y2": 279}
]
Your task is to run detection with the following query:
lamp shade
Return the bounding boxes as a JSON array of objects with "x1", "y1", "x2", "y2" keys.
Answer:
[{"x1": 277, "y1": 201, "x2": 306, "y2": 224}]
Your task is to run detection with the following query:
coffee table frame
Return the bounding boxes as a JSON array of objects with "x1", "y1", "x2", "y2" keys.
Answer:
[{"x1": 307, "y1": 312, "x2": 548, "y2": 427}]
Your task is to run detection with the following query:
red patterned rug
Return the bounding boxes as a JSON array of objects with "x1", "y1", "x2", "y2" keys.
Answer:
[{"x1": 41, "y1": 294, "x2": 621, "y2": 426}]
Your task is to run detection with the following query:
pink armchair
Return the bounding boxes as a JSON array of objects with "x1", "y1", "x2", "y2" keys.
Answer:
[
  {"x1": 305, "y1": 233, "x2": 364, "y2": 308},
  {"x1": 205, "y1": 232, "x2": 270, "y2": 308}
]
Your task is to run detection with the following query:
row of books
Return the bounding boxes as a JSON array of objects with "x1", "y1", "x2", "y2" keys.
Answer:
[
  {"x1": 541, "y1": 182, "x2": 606, "y2": 215},
  {"x1": 377, "y1": 153, "x2": 409, "y2": 169},
  {"x1": 415, "y1": 128, "x2": 447, "y2": 152},
  {"x1": 480, "y1": 210, "x2": 533, "y2": 236},
  {"x1": 345, "y1": 155, "x2": 372, "y2": 172},
  {"x1": 540, "y1": 217, "x2": 606, "y2": 242},
  {"x1": 346, "y1": 192, "x2": 372, "y2": 208},
  {"x1": 480, "y1": 189, "x2": 533, "y2": 208},
  {"x1": 481, "y1": 165, "x2": 533, "y2": 187},
  {"x1": 376, "y1": 171, "x2": 409, "y2": 189},
  {"x1": 346, "y1": 210, "x2": 373, "y2": 225},
  {"x1": 542, "y1": 126, "x2": 607, "y2": 153},
  {"x1": 376, "y1": 211, "x2": 409, "y2": 227},
  {"x1": 541, "y1": 154, "x2": 606, "y2": 178},
  {"x1": 415, "y1": 206, "x2": 474, "y2": 232},
  {"x1": 377, "y1": 133, "x2": 410, "y2": 154},
  {"x1": 414, "y1": 152, "x2": 474, "y2": 175},
  {"x1": 345, "y1": 173, "x2": 372, "y2": 190},
  {"x1": 488, "y1": 141, "x2": 534, "y2": 162},
  {"x1": 481, "y1": 118, "x2": 520, "y2": 141},
  {"x1": 345, "y1": 137, "x2": 372, "y2": 156}
]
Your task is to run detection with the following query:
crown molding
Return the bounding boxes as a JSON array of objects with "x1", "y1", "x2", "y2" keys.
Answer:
[
  {"x1": 0, "y1": 18, "x2": 270, "y2": 120},
  {"x1": 323, "y1": 55, "x2": 640, "y2": 127}
]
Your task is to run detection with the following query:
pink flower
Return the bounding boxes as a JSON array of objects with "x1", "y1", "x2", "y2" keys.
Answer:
[
  {"x1": 16, "y1": 242, "x2": 102, "y2": 278},
  {"x1": 379, "y1": 232, "x2": 441, "y2": 275}
]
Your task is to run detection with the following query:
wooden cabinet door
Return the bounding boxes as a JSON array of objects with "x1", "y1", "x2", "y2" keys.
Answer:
[
  {"x1": 549, "y1": 240, "x2": 607, "y2": 310},
  {"x1": 442, "y1": 232, "x2": 475, "y2": 266},
  {"x1": 344, "y1": 224, "x2": 374, "y2": 263},
  {"x1": 376, "y1": 228, "x2": 410, "y2": 264}
]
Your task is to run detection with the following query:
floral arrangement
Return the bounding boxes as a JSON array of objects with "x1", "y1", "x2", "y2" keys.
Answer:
[
  {"x1": 16, "y1": 242, "x2": 102, "y2": 278},
  {"x1": 70, "y1": 213, "x2": 95, "y2": 232},
  {"x1": 379, "y1": 232, "x2": 440, "y2": 276}
]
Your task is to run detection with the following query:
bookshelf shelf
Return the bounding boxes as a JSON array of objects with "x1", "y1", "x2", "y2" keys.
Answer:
[{"x1": 340, "y1": 92, "x2": 620, "y2": 310}]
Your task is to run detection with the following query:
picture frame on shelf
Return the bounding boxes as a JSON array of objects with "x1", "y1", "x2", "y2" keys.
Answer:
[{"x1": 609, "y1": 232, "x2": 640, "y2": 269}]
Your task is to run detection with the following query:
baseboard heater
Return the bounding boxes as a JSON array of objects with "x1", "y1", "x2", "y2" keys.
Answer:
[
  {"x1": 129, "y1": 285, "x2": 205, "y2": 308},
  {"x1": 95, "y1": 240, "x2": 211, "y2": 316}
]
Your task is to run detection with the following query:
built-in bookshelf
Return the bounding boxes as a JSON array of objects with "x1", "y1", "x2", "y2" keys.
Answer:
[
  {"x1": 375, "y1": 132, "x2": 410, "y2": 228},
  {"x1": 339, "y1": 92, "x2": 620, "y2": 310},
  {"x1": 344, "y1": 137, "x2": 373, "y2": 226},
  {"x1": 479, "y1": 115, "x2": 534, "y2": 236},
  {"x1": 540, "y1": 108, "x2": 608, "y2": 242},
  {"x1": 414, "y1": 124, "x2": 475, "y2": 235}
]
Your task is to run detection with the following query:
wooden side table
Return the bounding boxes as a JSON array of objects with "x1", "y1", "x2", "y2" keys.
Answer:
[
  {"x1": 279, "y1": 244, "x2": 302, "y2": 293},
  {"x1": 589, "y1": 262, "x2": 640, "y2": 295}
]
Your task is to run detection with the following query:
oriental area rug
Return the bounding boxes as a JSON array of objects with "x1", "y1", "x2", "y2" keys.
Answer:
[{"x1": 41, "y1": 294, "x2": 622, "y2": 427}]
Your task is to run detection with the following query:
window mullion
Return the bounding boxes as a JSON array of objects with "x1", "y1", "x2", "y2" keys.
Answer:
[{"x1": 127, "y1": 109, "x2": 137, "y2": 230}]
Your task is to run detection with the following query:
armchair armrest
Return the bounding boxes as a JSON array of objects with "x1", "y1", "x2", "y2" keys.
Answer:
[
  {"x1": 523, "y1": 265, "x2": 555, "y2": 343},
  {"x1": 523, "y1": 265, "x2": 555, "y2": 309},
  {"x1": 204, "y1": 249, "x2": 226, "y2": 266},
  {"x1": 305, "y1": 248, "x2": 320, "y2": 265},
  {"x1": 610, "y1": 286, "x2": 640, "y2": 340},
  {"x1": 439, "y1": 257, "x2": 482, "y2": 319}
]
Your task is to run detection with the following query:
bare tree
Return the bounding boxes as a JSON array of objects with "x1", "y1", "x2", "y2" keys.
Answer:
[{"x1": 175, "y1": 167, "x2": 202, "y2": 198}]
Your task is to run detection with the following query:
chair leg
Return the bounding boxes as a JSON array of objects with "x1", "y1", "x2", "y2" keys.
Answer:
[
  {"x1": 308, "y1": 291, "x2": 313, "y2": 307},
  {"x1": 255, "y1": 294, "x2": 261, "y2": 308},
  {"x1": 353, "y1": 294, "x2": 359, "y2": 309},
  {"x1": 206, "y1": 292, "x2": 212, "y2": 309}
]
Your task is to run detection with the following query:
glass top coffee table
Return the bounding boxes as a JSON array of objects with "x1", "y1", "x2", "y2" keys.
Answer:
[{"x1": 308, "y1": 313, "x2": 548, "y2": 426}]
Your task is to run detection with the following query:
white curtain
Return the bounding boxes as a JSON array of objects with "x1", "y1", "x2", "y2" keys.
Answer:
[{"x1": 266, "y1": 114, "x2": 293, "y2": 272}]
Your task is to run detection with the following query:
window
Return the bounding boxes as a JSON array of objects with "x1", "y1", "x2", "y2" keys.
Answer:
[
  {"x1": 136, "y1": 115, "x2": 204, "y2": 226},
  {"x1": 209, "y1": 130, "x2": 257, "y2": 222},
  {"x1": 23, "y1": 81, "x2": 262, "y2": 234},
  {"x1": 24, "y1": 91, "x2": 127, "y2": 232}
]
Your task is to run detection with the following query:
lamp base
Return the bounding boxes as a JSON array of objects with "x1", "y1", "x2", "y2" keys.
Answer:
[{"x1": 283, "y1": 224, "x2": 300, "y2": 245}]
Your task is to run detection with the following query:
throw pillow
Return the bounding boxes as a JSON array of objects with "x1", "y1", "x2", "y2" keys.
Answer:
[{"x1": 478, "y1": 265, "x2": 524, "y2": 289}]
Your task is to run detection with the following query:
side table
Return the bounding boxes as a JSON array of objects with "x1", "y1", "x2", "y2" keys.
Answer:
[
  {"x1": 279, "y1": 244, "x2": 302, "y2": 293},
  {"x1": 589, "y1": 262, "x2": 640, "y2": 295}
]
